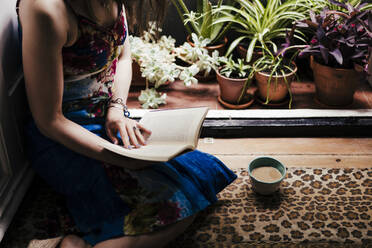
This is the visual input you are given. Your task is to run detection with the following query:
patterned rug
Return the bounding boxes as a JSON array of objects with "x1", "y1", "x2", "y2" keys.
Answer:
[{"x1": 1, "y1": 168, "x2": 371, "y2": 248}]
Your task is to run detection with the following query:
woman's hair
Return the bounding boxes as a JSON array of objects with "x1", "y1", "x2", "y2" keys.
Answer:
[{"x1": 86, "y1": 0, "x2": 168, "y2": 35}]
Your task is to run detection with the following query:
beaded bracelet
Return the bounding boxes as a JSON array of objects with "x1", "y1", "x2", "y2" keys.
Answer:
[{"x1": 108, "y1": 97, "x2": 130, "y2": 117}]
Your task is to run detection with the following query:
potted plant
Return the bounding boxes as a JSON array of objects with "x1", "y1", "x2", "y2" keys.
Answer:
[
  {"x1": 129, "y1": 24, "x2": 201, "y2": 108},
  {"x1": 174, "y1": 33, "x2": 221, "y2": 82},
  {"x1": 369, "y1": 49, "x2": 372, "y2": 87},
  {"x1": 129, "y1": 23, "x2": 178, "y2": 87},
  {"x1": 170, "y1": 0, "x2": 233, "y2": 54},
  {"x1": 297, "y1": 2, "x2": 372, "y2": 106},
  {"x1": 251, "y1": 42, "x2": 305, "y2": 108},
  {"x1": 213, "y1": 0, "x2": 323, "y2": 63},
  {"x1": 216, "y1": 56, "x2": 254, "y2": 109}
]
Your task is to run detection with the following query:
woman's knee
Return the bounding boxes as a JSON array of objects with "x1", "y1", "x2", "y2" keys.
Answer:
[{"x1": 60, "y1": 235, "x2": 88, "y2": 248}]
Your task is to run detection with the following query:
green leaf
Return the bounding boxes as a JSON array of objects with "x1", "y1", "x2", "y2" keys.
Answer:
[
  {"x1": 197, "y1": 0, "x2": 203, "y2": 15},
  {"x1": 226, "y1": 36, "x2": 248, "y2": 56},
  {"x1": 200, "y1": 2, "x2": 212, "y2": 39},
  {"x1": 246, "y1": 37, "x2": 258, "y2": 63},
  {"x1": 171, "y1": 0, "x2": 193, "y2": 34},
  {"x1": 212, "y1": 16, "x2": 250, "y2": 30}
]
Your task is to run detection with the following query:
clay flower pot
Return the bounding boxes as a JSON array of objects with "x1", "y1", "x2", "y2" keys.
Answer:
[
  {"x1": 131, "y1": 60, "x2": 146, "y2": 87},
  {"x1": 255, "y1": 63, "x2": 297, "y2": 105},
  {"x1": 130, "y1": 60, "x2": 171, "y2": 88},
  {"x1": 237, "y1": 44, "x2": 263, "y2": 64},
  {"x1": 310, "y1": 56, "x2": 359, "y2": 106},
  {"x1": 216, "y1": 67, "x2": 253, "y2": 107},
  {"x1": 368, "y1": 51, "x2": 372, "y2": 88}
]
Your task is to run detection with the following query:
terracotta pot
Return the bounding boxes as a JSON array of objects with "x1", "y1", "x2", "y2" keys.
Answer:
[
  {"x1": 368, "y1": 51, "x2": 372, "y2": 88},
  {"x1": 237, "y1": 44, "x2": 263, "y2": 64},
  {"x1": 187, "y1": 36, "x2": 228, "y2": 56},
  {"x1": 130, "y1": 60, "x2": 171, "y2": 88},
  {"x1": 216, "y1": 67, "x2": 251, "y2": 104},
  {"x1": 131, "y1": 60, "x2": 146, "y2": 87},
  {"x1": 255, "y1": 63, "x2": 297, "y2": 103},
  {"x1": 310, "y1": 56, "x2": 359, "y2": 106},
  {"x1": 237, "y1": 44, "x2": 247, "y2": 59}
]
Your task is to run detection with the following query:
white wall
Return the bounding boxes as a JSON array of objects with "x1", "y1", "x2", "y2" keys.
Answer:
[{"x1": 0, "y1": 0, "x2": 34, "y2": 243}]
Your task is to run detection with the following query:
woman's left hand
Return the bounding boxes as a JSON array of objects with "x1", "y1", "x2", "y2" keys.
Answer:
[{"x1": 105, "y1": 107, "x2": 152, "y2": 149}]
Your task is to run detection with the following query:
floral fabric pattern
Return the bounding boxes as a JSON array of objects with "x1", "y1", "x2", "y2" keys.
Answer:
[
  {"x1": 61, "y1": 3, "x2": 126, "y2": 117},
  {"x1": 62, "y1": 6, "x2": 126, "y2": 77},
  {"x1": 102, "y1": 152, "x2": 234, "y2": 238}
]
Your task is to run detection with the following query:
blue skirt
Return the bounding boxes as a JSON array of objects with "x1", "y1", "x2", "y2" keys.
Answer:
[{"x1": 24, "y1": 114, "x2": 237, "y2": 245}]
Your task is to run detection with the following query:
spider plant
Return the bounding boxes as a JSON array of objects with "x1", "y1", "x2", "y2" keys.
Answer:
[
  {"x1": 213, "y1": 0, "x2": 326, "y2": 62},
  {"x1": 170, "y1": 0, "x2": 234, "y2": 45},
  {"x1": 250, "y1": 43, "x2": 306, "y2": 108}
]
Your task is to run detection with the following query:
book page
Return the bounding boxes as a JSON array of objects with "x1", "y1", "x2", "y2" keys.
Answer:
[
  {"x1": 101, "y1": 140, "x2": 192, "y2": 162},
  {"x1": 139, "y1": 107, "x2": 209, "y2": 147},
  {"x1": 100, "y1": 107, "x2": 208, "y2": 162}
]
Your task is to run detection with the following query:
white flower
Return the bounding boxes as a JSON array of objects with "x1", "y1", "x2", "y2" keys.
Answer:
[
  {"x1": 179, "y1": 64, "x2": 199, "y2": 86},
  {"x1": 138, "y1": 88, "x2": 167, "y2": 109},
  {"x1": 131, "y1": 26, "x2": 225, "y2": 108}
]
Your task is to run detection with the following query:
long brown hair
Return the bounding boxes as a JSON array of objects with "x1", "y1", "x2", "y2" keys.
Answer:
[{"x1": 87, "y1": 0, "x2": 168, "y2": 35}]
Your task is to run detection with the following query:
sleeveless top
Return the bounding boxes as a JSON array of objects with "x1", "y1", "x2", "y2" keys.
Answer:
[{"x1": 16, "y1": 0, "x2": 127, "y2": 118}]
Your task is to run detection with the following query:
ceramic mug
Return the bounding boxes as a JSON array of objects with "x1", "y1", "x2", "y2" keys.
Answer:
[{"x1": 248, "y1": 157, "x2": 286, "y2": 195}]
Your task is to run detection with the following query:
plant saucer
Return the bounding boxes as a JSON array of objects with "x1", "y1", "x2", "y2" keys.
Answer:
[
  {"x1": 313, "y1": 96, "x2": 354, "y2": 109},
  {"x1": 218, "y1": 94, "x2": 254, "y2": 109},
  {"x1": 254, "y1": 89, "x2": 290, "y2": 107}
]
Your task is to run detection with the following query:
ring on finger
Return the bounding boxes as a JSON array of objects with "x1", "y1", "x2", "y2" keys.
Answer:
[{"x1": 133, "y1": 126, "x2": 137, "y2": 131}]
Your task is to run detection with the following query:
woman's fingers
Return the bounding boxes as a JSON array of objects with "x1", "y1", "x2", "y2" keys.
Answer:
[
  {"x1": 133, "y1": 124, "x2": 147, "y2": 146},
  {"x1": 106, "y1": 125, "x2": 119, "y2": 145},
  {"x1": 126, "y1": 123, "x2": 140, "y2": 148},
  {"x1": 106, "y1": 119, "x2": 151, "y2": 149},
  {"x1": 118, "y1": 125, "x2": 131, "y2": 149}
]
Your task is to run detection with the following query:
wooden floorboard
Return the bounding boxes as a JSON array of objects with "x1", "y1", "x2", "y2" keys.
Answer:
[
  {"x1": 214, "y1": 155, "x2": 372, "y2": 169},
  {"x1": 197, "y1": 138, "x2": 372, "y2": 169}
]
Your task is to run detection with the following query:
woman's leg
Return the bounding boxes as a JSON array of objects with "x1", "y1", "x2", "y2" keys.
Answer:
[
  {"x1": 60, "y1": 215, "x2": 194, "y2": 248},
  {"x1": 93, "y1": 215, "x2": 195, "y2": 248},
  {"x1": 60, "y1": 235, "x2": 91, "y2": 248}
]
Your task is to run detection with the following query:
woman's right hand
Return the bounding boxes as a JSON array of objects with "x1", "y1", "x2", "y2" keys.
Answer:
[{"x1": 105, "y1": 107, "x2": 152, "y2": 149}]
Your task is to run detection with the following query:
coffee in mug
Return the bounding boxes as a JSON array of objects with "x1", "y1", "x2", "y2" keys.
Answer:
[
  {"x1": 251, "y1": 166, "x2": 282, "y2": 183},
  {"x1": 248, "y1": 157, "x2": 286, "y2": 195}
]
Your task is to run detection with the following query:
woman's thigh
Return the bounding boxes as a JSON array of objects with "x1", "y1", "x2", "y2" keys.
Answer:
[{"x1": 93, "y1": 215, "x2": 196, "y2": 248}]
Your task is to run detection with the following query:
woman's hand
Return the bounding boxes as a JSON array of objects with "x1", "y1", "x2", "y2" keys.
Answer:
[{"x1": 105, "y1": 107, "x2": 152, "y2": 149}]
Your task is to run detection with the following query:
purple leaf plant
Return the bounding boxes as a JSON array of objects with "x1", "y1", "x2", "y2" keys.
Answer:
[{"x1": 296, "y1": 0, "x2": 372, "y2": 72}]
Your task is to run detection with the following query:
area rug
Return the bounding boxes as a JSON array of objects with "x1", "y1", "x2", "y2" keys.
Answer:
[
  {"x1": 167, "y1": 168, "x2": 372, "y2": 248},
  {"x1": 1, "y1": 168, "x2": 371, "y2": 248}
]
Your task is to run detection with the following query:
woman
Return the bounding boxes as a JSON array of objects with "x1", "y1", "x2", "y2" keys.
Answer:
[{"x1": 17, "y1": 0, "x2": 237, "y2": 247}]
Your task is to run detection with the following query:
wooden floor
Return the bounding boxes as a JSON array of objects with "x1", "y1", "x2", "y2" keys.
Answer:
[{"x1": 197, "y1": 137, "x2": 372, "y2": 169}]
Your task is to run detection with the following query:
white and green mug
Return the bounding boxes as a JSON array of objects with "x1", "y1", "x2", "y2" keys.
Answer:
[{"x1": 248, "y1": 157, "x2": 286, "y2": 195}]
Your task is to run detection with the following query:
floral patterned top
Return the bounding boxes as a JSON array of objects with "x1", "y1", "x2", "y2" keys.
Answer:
[
  {"x1": 61, "y1": 1, "x2": 127, "y2": 118},
  {"x1": 16, "y1": 0, "x2": 126, "y2": 118},
  {"x1": 16, "y1": 0, "x2": 127, "y2": 118}
]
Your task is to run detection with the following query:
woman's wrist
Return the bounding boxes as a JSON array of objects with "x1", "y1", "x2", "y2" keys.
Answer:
[{"x1": 107, "y1": 97, "x2": 130, "y2": 117}]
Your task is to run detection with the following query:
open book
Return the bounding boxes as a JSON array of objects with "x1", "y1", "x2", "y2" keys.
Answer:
[{"x1": 101, "y1": 107, "x2": 209, "y2": 162}]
